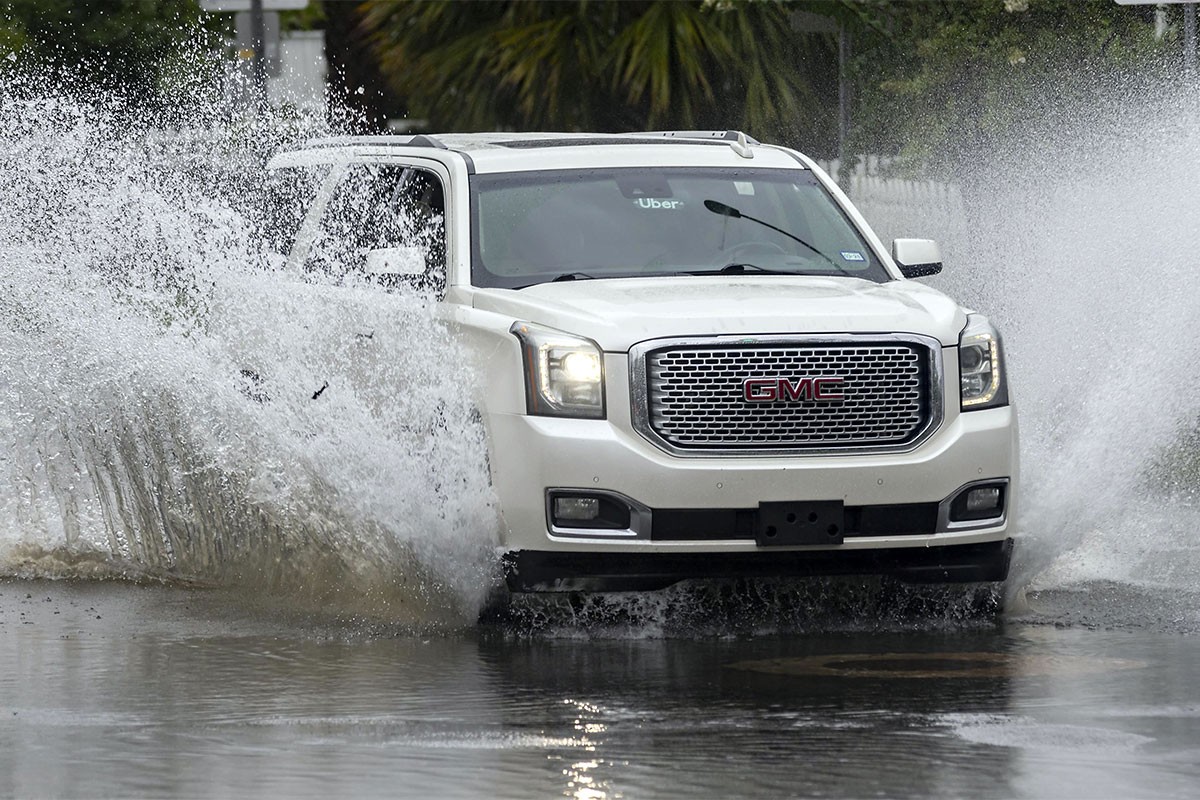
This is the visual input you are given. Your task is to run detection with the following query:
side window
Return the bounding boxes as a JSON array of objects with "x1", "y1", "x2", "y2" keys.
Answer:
[
  {"x1": 307, "y1": 163, "x2": 446, "y2": 293},
  {"x1": 260, "y1": 165, "x2": 329, "y2": 257}
]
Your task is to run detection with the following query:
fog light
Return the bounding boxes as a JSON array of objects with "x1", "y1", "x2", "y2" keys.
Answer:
[
  {"x1": 548, "y1": 491, "x2": 636, "y2": 532},
  {"x1": 555, "y1": 497, "x2": 600, "y2": 521},
  {"x1": 946, "y1": 481, "x2": 1008, "y2": 524},
  {"x1": 966, "y1": 487, "x2": 1001, "y2": 513}
]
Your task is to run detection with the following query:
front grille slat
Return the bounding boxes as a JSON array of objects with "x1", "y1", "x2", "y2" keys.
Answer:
[{"x1": 635, "y1": 337, "x2": 939, "y2": 454}]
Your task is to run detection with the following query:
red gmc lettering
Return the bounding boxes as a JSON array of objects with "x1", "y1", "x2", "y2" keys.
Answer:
[
  {"x1": 743, "y1": 377, "x2": 845, "y2": 402},
  {"x1": 778, "y1": 378, "x2": 813, "y2": 401},
  {"x1": 743, "y1": 378, "x2": 779, "y2": 402}
]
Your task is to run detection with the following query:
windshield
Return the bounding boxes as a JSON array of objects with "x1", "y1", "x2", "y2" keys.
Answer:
[{"x1": 470, "y1": 167, "x2": 890, "y2": 288}]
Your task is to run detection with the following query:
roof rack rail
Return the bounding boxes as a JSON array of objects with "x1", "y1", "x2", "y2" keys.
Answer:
[
  {"x1": 303, "y1": 134, "x2": 448, "y2": 150},
  {"x1": 639, "y1": 130, "x2": 760, "y2": 145}
]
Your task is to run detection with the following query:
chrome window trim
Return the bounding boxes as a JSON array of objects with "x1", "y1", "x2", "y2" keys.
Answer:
[{"x1": 628, "y1": 333, "x2": 945, "y2": 458}]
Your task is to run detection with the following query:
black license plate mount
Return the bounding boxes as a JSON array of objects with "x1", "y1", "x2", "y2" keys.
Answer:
[{"x1": 755, "y1": 500, "x2": 845, "y2": 546}]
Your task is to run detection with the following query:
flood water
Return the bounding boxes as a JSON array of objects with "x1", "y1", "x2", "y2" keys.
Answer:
[
  {"x1": 3, "y1": 579, "x2": 1199, "y2": 799},
  {"x1": 4, "y1": 53, "x2": 1200, "y2": 800}
]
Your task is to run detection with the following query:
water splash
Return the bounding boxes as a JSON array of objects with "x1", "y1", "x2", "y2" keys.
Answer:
[
  {"x1": 488, "y1": 578, "x2": 1003, "y2": 638},
  {"x1": 494, "y1": 79, "x2": 1200, "y2": 635},
  {"x1": 0, "y1": 64, "x2": 499, "y2": 627},
  {"x1": 4, "y1": 47, "x2": 1200, "y2": 634},
  {"x1": 903, "y1": 79, "x2": 1200, "y2": 619}
]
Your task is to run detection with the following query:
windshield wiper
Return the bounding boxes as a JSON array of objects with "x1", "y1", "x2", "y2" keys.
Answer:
[
  {"x1": 686, "y1": 263, "x2": 794, "y2": 276},
  {"x1": 511, "y1": 272, "x2": 598, "y2": 289},
  {"x1": 703, "y1": 199, "x2": 846, "y2": 272},
  {"x1": 550, "y1": 272, "x2": 595, "y2": 282}
]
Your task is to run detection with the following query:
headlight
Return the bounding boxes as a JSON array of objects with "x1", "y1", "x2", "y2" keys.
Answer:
[
  {"x1": 959, "y1": 314, "x2": 1009, "y2": 410},
  {"x1": 511, "y1": 321, "x2": 605, "y2": 418}
]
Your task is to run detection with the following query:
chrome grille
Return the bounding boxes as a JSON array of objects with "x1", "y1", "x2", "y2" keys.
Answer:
[{"x1": 633, "y1": 336, "x2": 940, "y2": 454}]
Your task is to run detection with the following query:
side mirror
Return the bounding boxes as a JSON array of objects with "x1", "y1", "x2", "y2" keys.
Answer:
[
  {"x1": 365, "y1": 245, "x2": 426, "y2": 276},
  {"x1": 892, "y1": 238, "x2": 943, "y2": 279}
]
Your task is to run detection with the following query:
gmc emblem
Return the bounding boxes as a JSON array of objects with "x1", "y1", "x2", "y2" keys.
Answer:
[{"x1": 743, "y1": 377, "x2": 845, "y2": 403}]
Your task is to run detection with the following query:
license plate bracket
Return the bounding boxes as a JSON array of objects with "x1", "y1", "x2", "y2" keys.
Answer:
[{"x1": 755, "y1": 500, "x2": 845, "y2": 546}]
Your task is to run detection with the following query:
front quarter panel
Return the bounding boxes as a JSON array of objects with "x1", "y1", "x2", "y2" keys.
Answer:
[{"x1": 440, "y1": 301, "x2": 525, "y2": 417}]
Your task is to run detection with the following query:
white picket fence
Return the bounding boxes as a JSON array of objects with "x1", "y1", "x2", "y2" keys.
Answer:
[{"x1": 814, "y1": 157, "x2": 968, "y2": 255}]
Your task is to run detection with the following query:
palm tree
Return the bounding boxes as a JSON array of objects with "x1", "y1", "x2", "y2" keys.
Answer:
[{"x1": 359, "y1": 0, "x2": 842, "y2": 151}]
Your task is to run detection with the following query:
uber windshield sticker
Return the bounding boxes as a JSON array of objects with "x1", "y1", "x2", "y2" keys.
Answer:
[
  {"x1": 840, "y1": 250, "x2": 866, "y2": 262},
  {"x1": 633, "y1": 198, "x2": 684, "y2": 209},
  {"x1": 734, "y1": 181, "x2": 755, "y2": 196}
]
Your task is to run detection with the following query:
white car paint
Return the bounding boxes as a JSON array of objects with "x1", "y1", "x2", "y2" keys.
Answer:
[{"x1": 269, "y1": 132, "x2": 1019, "y2": 592}]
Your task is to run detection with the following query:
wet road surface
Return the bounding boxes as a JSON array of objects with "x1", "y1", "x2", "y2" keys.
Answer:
[{"x1": 2, "y1": 579, "x2": 1198, "y2": 799}]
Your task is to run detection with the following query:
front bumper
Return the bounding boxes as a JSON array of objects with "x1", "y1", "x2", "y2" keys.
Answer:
[
  {"x1": 485, "y1": 358, "x2": 1018, "y2": 590},
  {"x1": 490, "y1": 403, "x2": 1016, "y2": 530},
  {"x1": 504, "y1": 539, "x2": 1014, "y2": 592}
]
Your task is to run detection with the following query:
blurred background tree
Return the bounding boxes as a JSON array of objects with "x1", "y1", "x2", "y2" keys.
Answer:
[
  {"x1": 0, "y1": 0, "x2": 1176, "y2": 169},
  {"x1": 351, "y1": 0, "x2": 1169, "y2": 165},
  {"x1": 357, "y1": 0, "x2": 841, "y2": 150},
  {"x1": 846, "y1": 0, "x2": 1168, "y2": 174},
  {"x1": 0, "y1": 0, "x2": 222, "y2": 102}
]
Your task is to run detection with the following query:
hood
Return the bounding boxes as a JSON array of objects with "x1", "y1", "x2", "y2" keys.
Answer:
[{"x1": 470, "y1": 276, "x2": 966, "y2": 351}]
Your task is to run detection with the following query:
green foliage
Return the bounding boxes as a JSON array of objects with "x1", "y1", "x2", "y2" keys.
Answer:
[
  {"x1": 280, "y1": 2, "x2": 325, "y2": 33},
  {"x1": 0, "y1": 14, "x2": 25, "y2": 57},
  {"x1": 3, "y1": 0, "x2": 1166, "y2": 168},
  {"x1": 847, "y1": 0, "x2": 1169, "y2": 174},
  {"x1": 358, "y1": 0, "x2": 1171, "y2": 167},
  {"x1": 0, "y1": 0, "x2": 220, "y2": 103},
  {"x1": 360, "y1": 0, "x2": 836, "y2": 150}
]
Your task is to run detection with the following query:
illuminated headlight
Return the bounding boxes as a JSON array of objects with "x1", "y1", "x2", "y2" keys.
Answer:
[
  {"x1": 511, "y1": 321, "x2": 605, "y2": 418},
  {"x1": 959, "y1": 314, "x2": 1009, "y2": 411}
]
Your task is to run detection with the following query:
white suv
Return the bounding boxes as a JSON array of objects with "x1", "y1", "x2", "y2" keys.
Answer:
[{"x1": 266, "y1": 131, "x2": 1018, "y2": 593}]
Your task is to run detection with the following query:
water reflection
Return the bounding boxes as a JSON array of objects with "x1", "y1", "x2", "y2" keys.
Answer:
[
  {"x1": 2, "y1": 581, "x2": 1199, "y2": 799},
  {"x1": 477, "y1": 632, "x2": 1026, "y2": 799},
  {"x1": 560, "y1": 699, "x2": 611, "y2": 799}
]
